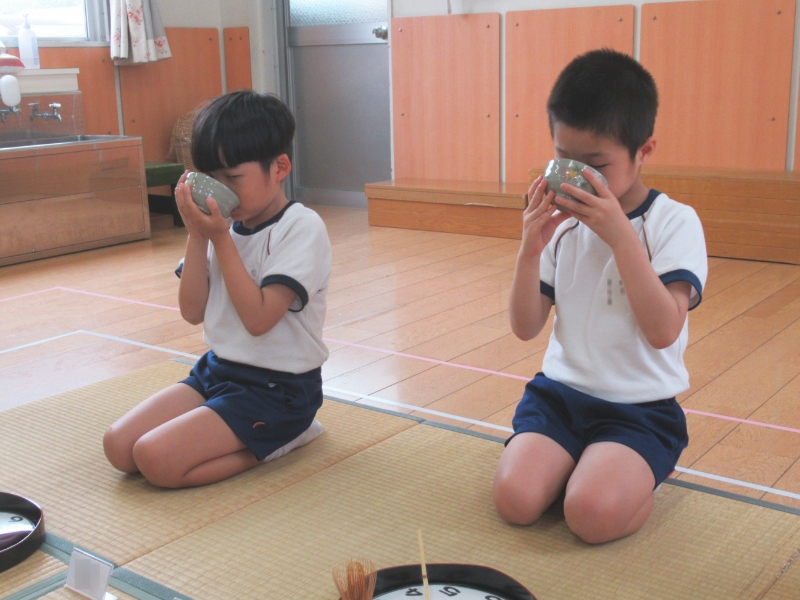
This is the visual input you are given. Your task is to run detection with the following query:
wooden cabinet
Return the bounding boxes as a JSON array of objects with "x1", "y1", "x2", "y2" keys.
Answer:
[{"x1": 0, "y1": 137, "x2": 150, "y2": 266}]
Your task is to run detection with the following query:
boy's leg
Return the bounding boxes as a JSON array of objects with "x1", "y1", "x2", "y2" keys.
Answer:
[
  {"x1": 131, "y1": 406, "x2": 259, "y2": 488},
  {"x1": 563, "y1": 441, "x2": 655, "y2": 544},
  {"x1": 103, "y1": 383, "x2": 205, "y2": 473},
  {"x1": 493, "y1": 432, "x2": 576, "y2": 525}
]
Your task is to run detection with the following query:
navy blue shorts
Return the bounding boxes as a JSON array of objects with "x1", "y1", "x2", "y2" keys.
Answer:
[
  {"x1": 181, "y1": 351, "x2": 323, "y2": 461},
  {"x1": 509, "y1": 373, "x2": 688, "y2": 486}
]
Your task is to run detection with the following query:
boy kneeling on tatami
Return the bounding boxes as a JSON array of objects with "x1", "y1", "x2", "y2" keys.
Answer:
[
  {"x1": 494, "y1": 50, "x2": 707, "y2": 543},
  {"x1": 104, "y1": 91, "x2": 331, "y2": 488}
]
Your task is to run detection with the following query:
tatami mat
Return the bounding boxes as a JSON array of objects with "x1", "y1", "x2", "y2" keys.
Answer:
[
  {"x1": 0, "y1": 361, "x2": 416, "y2": 565},
  {"x1": 4, "y1": 362, "x2": 800, "y2": 599},
  {"x1": 39, "y1": 585, "x2": 137, "y2": 600},
  {"x1": 125, "y1": 424, "x2": 800, "y2": 600},
  {"x1": 0, "y1": 551, "x2": 65, "y2": 598},
  {"x1": 761, "y1": 548, "x2": 800, "y2": 599}
]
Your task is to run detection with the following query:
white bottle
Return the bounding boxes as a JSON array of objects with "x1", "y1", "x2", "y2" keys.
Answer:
[{"x1": 18, "y1": 14, "x2": 40, "y2": 70}]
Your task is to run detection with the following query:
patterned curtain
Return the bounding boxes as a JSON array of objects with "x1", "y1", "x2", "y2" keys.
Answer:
[{"x1": 110, "y1": 0, "x2": 172, "y2": 65}]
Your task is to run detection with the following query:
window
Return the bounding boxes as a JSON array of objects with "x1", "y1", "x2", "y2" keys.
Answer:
[
  {"x1": 289, "y1": 0, "x2": 387, "y2": 27},
  {"x1": 0, "y1": 0, "x2": 108, "y2": 42}
]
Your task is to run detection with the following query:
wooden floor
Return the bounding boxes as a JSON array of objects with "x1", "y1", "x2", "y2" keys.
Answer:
[{"x1": 1, "y1": 206, "x2": 799, "y2": 509}]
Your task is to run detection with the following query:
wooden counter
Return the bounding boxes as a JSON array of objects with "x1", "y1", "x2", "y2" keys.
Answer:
[{"x1": 0, "y1": 136, "x2": 150, "y2": 267}]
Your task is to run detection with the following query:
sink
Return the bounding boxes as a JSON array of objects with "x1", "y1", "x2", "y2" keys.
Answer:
[{"x1": 0, "y1": 135, "x2": 130, "y2": 150}]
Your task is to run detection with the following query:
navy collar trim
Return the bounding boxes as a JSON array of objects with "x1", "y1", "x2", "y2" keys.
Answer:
[
  {"x1": 232, "y1": 201, "x2": 295, "y2": 236},
  {"x1": 626, "y1": 189, "x2": 660, "y2": 220}
]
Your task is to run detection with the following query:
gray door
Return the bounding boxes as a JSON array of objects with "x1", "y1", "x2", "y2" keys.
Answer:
[{"x1": 282, "y1": 0, "x2": 391, "y2": 209}]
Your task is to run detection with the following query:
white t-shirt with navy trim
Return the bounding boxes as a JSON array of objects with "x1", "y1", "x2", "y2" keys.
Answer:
[
  {"x1": 539, "y1": 189, "x2": 707, "y2": 403},
  {"x1": 178, "y1": 202, "x2": 331, "y2": 374}
]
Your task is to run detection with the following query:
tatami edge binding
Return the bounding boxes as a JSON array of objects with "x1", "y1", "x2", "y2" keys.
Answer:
[
  {"x1": 40, "y1": 533, "x2": 95, "y2": 565},
  {"x1": 3, "y1": 533, "x2": 195, "y2": 600},
  {"x1": 110, "y1": 568, "x2": 192, "y2": 600},
  {"x1": 3, "y1": 573, "x2": 66, "y2": 600},
  {"x1": 419, "y1": 419, "x2": 507, "y2": 443},
  {"x1": 322, "y1": 393, "x2": 426, "y2": 423},
  {"x1": 664, "y1": 478, "x2": 800, "y2": 517},
  {"x1": 323, "y1": 394, "x2": 506, "y2": 443},
  {"x1": 170, "y1": 357, "x2": 195, "y2": 367},
  {"x1": 327, "y1": 394, "x2": 800, "y2": 517}
]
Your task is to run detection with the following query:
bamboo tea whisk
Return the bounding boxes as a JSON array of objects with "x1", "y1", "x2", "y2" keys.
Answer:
[{"x1": 332, "y1": 556, "x2": 377, "y2": 600}]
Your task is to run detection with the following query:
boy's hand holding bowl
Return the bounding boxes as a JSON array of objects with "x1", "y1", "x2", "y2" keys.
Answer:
[
  {"x1": 175, "y1": 171, "x2": 239, "y2": 241},
  {"x1": 175, "y1": 171, "x2": 239, "y2": 240},
  {"x1": 543, "y1": 158, "x2": 608, "y2": 213},
  {"x1": 185, "y1": 172, "x2": 240, "y2": 219},
  {"x1": 547, "y1": 159, "x2": 634, "y2": 248}
]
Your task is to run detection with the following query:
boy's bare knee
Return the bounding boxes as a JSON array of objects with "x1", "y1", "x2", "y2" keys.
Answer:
[
  {"x1": 564, "y1": 489, "x2": 619, "y2": 544},
  {"x1": 493, "y1": 472, "x2": 548, "y2": 525},
  {"x1": 132, "y1": 438, "x2": 183, "y2": 488},
  {"x1": 103, "y1": 425, "x2": 138, "y2": 474}
]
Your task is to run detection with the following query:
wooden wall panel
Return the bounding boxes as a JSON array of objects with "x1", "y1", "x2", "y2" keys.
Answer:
[
  {"x1": 120, "y1": 28, "x2": 223, "y2": 162},
  {"x1": 224, "y1": 27, "x2": 252, "y2": 92},
  {"x1": 392, "y1": 14, "x2": 500, "y2": 182},
  {"x1": 641, "y1": 0, "x2": 794, "y2": 171},
  {"x1": 18, "y1": 47, "x2": 118, "y2": 136},
  {"x1": 505, "y1": 6, "x2": 634, "y2": 183}
]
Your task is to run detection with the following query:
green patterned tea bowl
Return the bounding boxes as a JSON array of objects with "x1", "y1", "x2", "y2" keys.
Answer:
[
  {"x1": 543, "y1": 158, "x2": 608, "y2": 213},
  {"x1": 185, "y1": 172, "x2": 240, "y2": 219}
]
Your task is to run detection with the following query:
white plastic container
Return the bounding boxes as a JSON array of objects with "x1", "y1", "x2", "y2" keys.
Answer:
[
  {"x1": 0, "y1": 75, "x2": 21, "y2": 108},
  {"x1": 18, "y1": 14, "x2": 40, "y2": 70}
]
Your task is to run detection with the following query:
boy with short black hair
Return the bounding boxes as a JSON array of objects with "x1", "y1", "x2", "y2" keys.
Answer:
[
  {"x1": 103, "y1": 91, "x2": 331, "y2": 488},
  {"x1": 493, "y1": 49, "x2": 706, "y2": 543}
]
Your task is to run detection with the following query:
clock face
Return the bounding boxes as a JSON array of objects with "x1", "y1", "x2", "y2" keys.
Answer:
[
  {"x1": 0, "y1": 511, "x2": 35, "y2": 550},
  {"x1": 370, "y1": 564, "x2": 534, "y2": 600},
  {"x1": 374, "y1": 583, "x2": 510, "y2": 599}
]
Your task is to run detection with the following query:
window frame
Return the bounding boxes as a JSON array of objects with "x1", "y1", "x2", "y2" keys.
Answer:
[{"x1": 0, "y1": 0, "x2": 109, "y2": 46}]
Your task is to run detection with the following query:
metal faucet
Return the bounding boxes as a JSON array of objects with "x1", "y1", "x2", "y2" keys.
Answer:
[
  {"x1": 29, "y1": 103, "x2": 62, "y2": 122},
  {"x1": 0, "y1": 105, "x2": 20, "y2": 123}
]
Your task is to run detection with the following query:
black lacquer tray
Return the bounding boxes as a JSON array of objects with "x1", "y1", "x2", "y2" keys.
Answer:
[{"x1": 0, "y1": 492, "x2": 45, "y2": 573}]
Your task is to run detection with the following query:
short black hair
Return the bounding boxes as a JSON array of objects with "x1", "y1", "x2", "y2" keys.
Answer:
[
  {"x1": 191, "y1": 90, "x2": 296, "y2": 174},
  {"x1": 547, "y1": 49, "x2": 658, "y2": 158}
]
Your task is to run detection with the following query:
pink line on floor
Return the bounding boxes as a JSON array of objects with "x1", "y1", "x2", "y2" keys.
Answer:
[
  {"x1": 53, "y1": 287, "x2": 181, "y2": 311},
  {"x1": 322, "y1": 337, "x2": 530, "y2": 381},
  {"x1": 683, "y1": 408, "x2": 800, "y2": 435},
  {"x1": 11, "y1": 285, "x2": 800, "y2": 437},
  {"x1": 0, "y1": 287, "x2": 60, "y2": 303}
]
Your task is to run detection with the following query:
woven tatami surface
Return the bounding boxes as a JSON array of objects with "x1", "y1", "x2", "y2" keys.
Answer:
[
  {"x1": 39, "y1": 585, "x2": 137, "y2": 600},
  {"x1": 126, "y1": 424, "x2": 800, "y2": 600},
  {"x1": 0, "y1": 551, "x2": 64, "y2": 597},
  {"x1": 761, "y1": 547, "x2": 800, "y2": 599},
  {"x1": 0, "y1": 361, "x2": 416, "y2": 565},
  {"x1": 3, "y1": 362, "x2": 800, "y2": 599}
]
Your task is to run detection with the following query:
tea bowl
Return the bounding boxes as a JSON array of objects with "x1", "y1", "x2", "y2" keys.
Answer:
[
  {"x1": 543, "y1": 158, "x2": 608, "y2": 213},
  {"x1": 185, "y1": 172, "x2": 240, "y2": 219}
]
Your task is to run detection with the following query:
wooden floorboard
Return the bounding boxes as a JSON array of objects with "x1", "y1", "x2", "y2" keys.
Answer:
[{"x1": 1, "y1": 206, "x2": 799, "y2": 507}]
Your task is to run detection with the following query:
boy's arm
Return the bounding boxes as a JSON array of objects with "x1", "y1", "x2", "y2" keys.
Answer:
[
  {"x1": 178, "y1": 235, "x2": 211, "y2": 325},
  {"x1": 608, "y1": 226, "x2": 691, "y2": 349},
  {"x1": 175, "y1": 179, "x2": 295, "y2": 335},
  {"x1": 509, "y1": 249, "x2": 553, "y2": 341},
  {"x1": 175, "y1": 172, "x2": 210, "y2": 325},
  {"x1": 510, "y1": 177, "x2": 569, "y2": 341},
  {"x1": 559, "y1": 171, "x2": 691, "y2": 349},
  {"x1": 212, "y1": 233, "x2": 297, "y2": 336}
]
